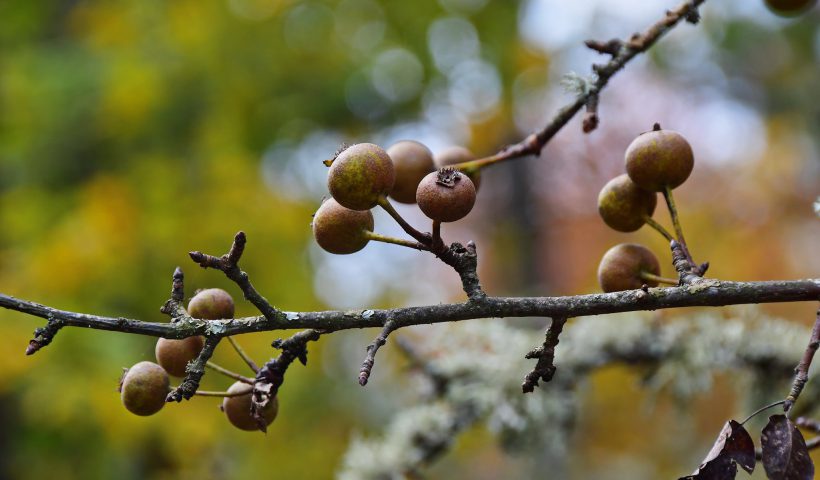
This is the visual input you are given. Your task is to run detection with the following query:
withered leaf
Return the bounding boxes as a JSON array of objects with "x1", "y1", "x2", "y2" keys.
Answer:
[
  {"x1": 680, "y1": 420, "x2": 755, "y2": 480},
  {"x1": 761, "y1": 414, "x2": 814, "y2": 480}
]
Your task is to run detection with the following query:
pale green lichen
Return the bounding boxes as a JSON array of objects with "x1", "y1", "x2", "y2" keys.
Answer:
[{"x1": 337, "y1": 308, "x2": 812, "y2": 479}]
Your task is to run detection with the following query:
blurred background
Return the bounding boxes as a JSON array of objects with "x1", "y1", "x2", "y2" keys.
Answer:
[{"x1": 0, "y1": 0, "x2": 818, "y2": 478}]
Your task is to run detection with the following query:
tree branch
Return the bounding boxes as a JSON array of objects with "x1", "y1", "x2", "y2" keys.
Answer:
[
  {"x1": 453, "y1": 0, "x2": 707, "y2": 172},
  {"x1": 4, "y1": 280, "x2": 818, "y2": 340}
]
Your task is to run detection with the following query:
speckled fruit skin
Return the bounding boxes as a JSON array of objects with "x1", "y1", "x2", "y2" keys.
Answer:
[
  {"x1": 434, "y1": 146, "x2": 481, "y2": 190},
  {"x1": 312, "y1": 198, "x2": 374, "y2": 254},
  {"x1": 625, "y1": 128, "x2": 694, "y2": 192},
  {"x1": 120, "y1": 361, "x2": 170, "y2": 416},
  {"x1": 222, "y1": 381, "x2": 279, "y2": 431},
  {"x1": 764, "y1": 0, "x2": 816, "y2": 15},
  {"x1": 387, "y1": 140, "x2": 435, "y2": 204},
  {"x1": 416, "y1": 170, "x2": 476, "y2": 223},
  {"x1": 328, "y1": 143, "x2": 395, "y2": 210},
  {"x1": 155, "y1": 337, "x2": 205, "y2": 377},
  {"x1": 597, "y1": 174, "x2": 657, "y2": 232},
  {"x1": 188, "y1": 288, "x2": 234, "y2": 320},
  {"x1": 598, "y1": 243, "x2": 661, "y2": 293}
]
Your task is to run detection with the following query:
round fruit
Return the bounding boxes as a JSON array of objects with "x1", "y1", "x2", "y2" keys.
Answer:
[
  {"x1": 312, "y1": 198, "x2": 374, "y2": 254},
  {"x1": 222, "y1": 381, "x2": 279, "y2": 431},
  {"x1": 120, "y1": 361, "x2": 170, "y2": 416},
  {"x1": 155, "y1": 336, "x2": 205, "y2": 377},
  {"x1": 188, "y1": 288, "x2": 234, "y2": 320},
  {"x1": 597, "y1": 174, "x2": 657, "y2": 232},
  {"x1": 416, "y1": 168, "x2": 476, "y2": 223},
  {"x1": 597, "y1": 243, "x2": 661, "y2": 293},
  {"x1": 387, "y1": 140, "x2": 435, "y2": 204},
  {"x1": 328, "y1": 143, "x2": 395, "y2": 210},
  {"x1": 625, "y1": 125, "x2": 694, "y2": 192},
  {"x1": 764, "y1": 0, "x2": 816, "y2": 15},
  {"x1": 434, "y1": 146, "x2": 481, "y2": 190}
]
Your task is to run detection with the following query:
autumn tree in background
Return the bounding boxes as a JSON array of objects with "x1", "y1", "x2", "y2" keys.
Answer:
[{"x1": 0, "y1": 0, "x2": 818, "y2": 479}]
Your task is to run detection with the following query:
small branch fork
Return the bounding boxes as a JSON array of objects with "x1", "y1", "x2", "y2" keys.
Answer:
[
  {"x1": 189, "y1": 231, "x2": 283, "y2": 322},
  {"x1": 522, "y1": 317, "x2": 568, "y2": 393},
  {"x1": 452, "y1": 0, "x2": 707, "y2": 173}
]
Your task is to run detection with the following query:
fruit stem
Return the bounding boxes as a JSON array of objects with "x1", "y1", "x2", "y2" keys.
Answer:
[
  {"x1": 193, "y1": 387, "x2": 252, "y2": 398},
  {"x1": 642, "y1": 216, "x2": 675, "y2": 242},
  {"x1": 662, "y1": 185, "x2": 696, "y2": 269},
  {"x1": 226, "y1": 336, "x2": 259, "y2": 373},
  {"x1": 377, "y1": 196, "x2": 431, "y2": 245},
  {"x1": 364, "y1": 232, "x2": 429, "y2": 251},
  {"x1": 431, "y1": 221, "x2": 444, "y2": 251},
  {"x1": 639, "y1": 271, "x2": 678, "y2": 285},
  {"x1": 205, "y1": 361, "x2": 254, "y2": 384}
]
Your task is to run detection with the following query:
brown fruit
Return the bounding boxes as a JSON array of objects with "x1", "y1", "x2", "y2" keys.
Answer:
[
  {"x1": 120, "y1": 361, "x2": 170, "y2": 416},
  {"x1": 597, "y1": 243, "x2": 661, "y2": 293},
  {"x1": 625, "y1": 125, "x2": 694, "y2": 192},
  {"x1": 597, "y1": 174, "x2": 657, "y2": 232},
  {"x1": 328, "y1": 143, "x2": 395, "y2": 210},
  {"x1": 155, "y1": 336, "x2": 205, "y2": 377},
  {"x1": 387, "y1": 140, "x2": 435, "y2": 204},
  {"x1": 222, "y1": 381, "x2": 279, "y2": 431},
  {"x1": 434, "y1": 146, "x2": 481, "y2": 190},
  {"x1": 764, "y1": 0, "x2": 816, "y2": 15},
  {"x1": 416, "y1": 168, "x2": 476, "y2": 223},
  {"x1": 312, "y1": 198, "x2": 374, "y2": 254},
  {"x1": 188, "y1": 288, "x2": 235, "y2": 320}
]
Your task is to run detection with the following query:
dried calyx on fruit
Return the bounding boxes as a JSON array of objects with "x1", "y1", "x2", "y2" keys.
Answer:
[
  {"x1": 416, "y1": 167, "x2": 477, "y2": 223},
  {"x1": 327, "y1": 143, "x2": 395, "y2": 210},
  {"x1": 764, "y1": 0, "x2": 816, "y2": 15},
  {"x1": 120, "y1": 361, "x2": 170, "y2": 416},
  {"x1": 387, "y1": 140, "x2": 435, "y2": 204},
  {"x1": 597, "y1": 174, "x2": 657, "y2": 232},
  {"x1": 155, "y1": 336, "x2": 205, "y2": 378},
  {"x1": 188, "y1": 288, "x2": 235, "y2": 320},
  {"x1": 434, "y1": 146, "x2": 481, "y2": 191},
  {"x1": 312, "y1": 198, "x2": 374, "y2": 254},
  {"x1": 597, "y1": 243, "x2": 662, "y2": 293},
  {"x1": 625, "y1": 124, "x2": 694, "y2": 192},
  {"x1": 222, "y1": 381, "x2": 279, "y2": 431}
]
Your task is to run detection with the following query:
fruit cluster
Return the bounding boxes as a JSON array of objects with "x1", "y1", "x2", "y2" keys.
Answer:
[
  {"x1": 596, "y1": 125, "x2": 696, "y2": 292},
  {"x1": 119, "y1": 288, "x2": 277, "y2": 431},
  {"x1": 313, "y1": 142, "x2": 479, "y2": 254}
]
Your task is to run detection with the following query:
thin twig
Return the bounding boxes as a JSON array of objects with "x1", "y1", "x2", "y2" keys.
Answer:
[
  {"x1": 784, "y1": 306, "x2": 820, "y2": 412},
  {"x1": 167, "y1": 336, "x2": 221, "y2": 402},
  {"x1": 795, "y1": 417, "x2": 820, "y2": 433},
  {"x1": 359, "y1": 320, "x2": 398, "y2": 386},
  {"x1": 522, "y1": 317, "x2": 569, "y2": 392},
  {"x1": 253, "y1": 329, "x2": 323, "y2": 432},
  {"x1": 226, "y1": 336, "x2": 259, "y2": 373},
  {"x1": 189, "y1": 231, "x2": 282, "y2": 321},
  {"x1": 452, "y1": 0, "x2": 708, "y2": 172}
]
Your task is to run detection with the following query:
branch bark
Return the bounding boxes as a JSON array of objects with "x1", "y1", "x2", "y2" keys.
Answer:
[{"x1": 3, "y1": 279, "x2": 819, "y2": 341}]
